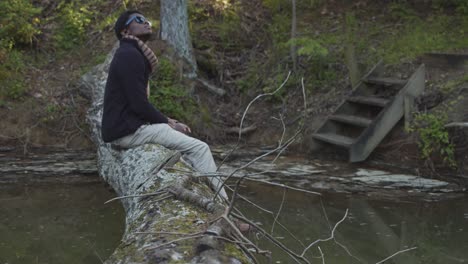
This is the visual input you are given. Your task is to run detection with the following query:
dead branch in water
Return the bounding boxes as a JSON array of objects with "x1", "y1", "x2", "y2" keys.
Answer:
[{"x1": 97, "y1": 72, "x2": 418, "y2": 263}]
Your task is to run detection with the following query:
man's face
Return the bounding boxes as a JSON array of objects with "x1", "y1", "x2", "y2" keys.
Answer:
[{"x1": 123, "y1": 14, "x2": 152, "y2": 39}]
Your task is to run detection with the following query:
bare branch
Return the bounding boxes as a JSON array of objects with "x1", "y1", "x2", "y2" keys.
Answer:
[
  {"x1": 153, "y1": 194, "x2": 175, "y2": 203},
  {"x1": 237, "y1": 242, "x2": 261, "y2": 264},
  {"x1": 301, "y1": 209, "x2": 349, "y2": 257},
  {"x1": 218, "y1": 77, "x2": 312, "y2": 218},
  {"x1": 318, "y1": 246, "x2": 325, "y2": 264},
  {"x1": 143, "y1": 234, "x2": 204, "y2": 251},
  {"x1": 193, "y1": 170, "x2": 323, "y2": 196},
  {"x1": 334, "y1": 240, "x2": 364, "y2": 263},
  {"x1": 197, "y1": 78, "x2": 226, "y2": 96},
  {"x1": 232, "y1": 212, "x2": 311, "y2": 264},
  {"x1": 230, "y1": 190, "x2": 274, "y2": 215},
  {"x1": 104, "y1": 190, "x2": 167, "y2": 204},
  {"x1": 229, "y1": 190, "x2": 307, "y2": 251},
  {"x1": 375, "y1": 247, "x2": 418, "y2": 264},
  {"x1": 216, "y1": 212, "x2": 271, "y2": 257},
  {"x1": 225, "y1": 125, "x2": 257, "y2": 135},
  {"x1": 135, "y1": 231, "x2": 204, "y2": 236},
  {"x1": 271, "y1": 187, "x2": 287, "y2": 234},
  {"x1": 212, "y1": 76, "x2": 310, "y2": 206},
  {"x1": 320, "y1": 198, "x2": 332, "y2": 229},
  {"x1": 217, "y1": 71, "x2": 292, "y2": 170}
]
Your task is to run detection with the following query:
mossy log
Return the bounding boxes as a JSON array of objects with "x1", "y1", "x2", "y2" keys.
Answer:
[{"x1": 80, "y1": 43, "x2": 248, "y2": 264}]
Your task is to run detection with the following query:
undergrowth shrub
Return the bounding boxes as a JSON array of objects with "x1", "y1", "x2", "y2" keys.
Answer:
[
  {"x1": 0, "y1": 40, "x2": 27, "y2": 100},
  {"x1": 149, "y1": 58, "x2": 196, "y2": 122},
  {"x1": 0, "y1": 0, "x2": 42, "y2": 46},
  {"x1": 388, "y1": 1, "x2": 419, "y2": 22},
  {"x1": 0, "y1": 0, "x2": 40, "y2": 101},
  {"x1": 55, "y1": 1, "x2": 94, "y2": 49},
  {"x1": 267, "y1": 13, "x2": 290, "y2": 55},
  {"x1": 215, "y1": 4, "x2": 242, "y2": 49},
  {"x1": 432, "y1": 0, "x2": 468, "y2": 15},
  {"x1": 287, "y1": 37, "x2": 333, "y2": 85},
  {"x1": 409, "y1": 111, "x2": 456, "y2": 168},
  {"x1": 380, "y1": 14, "x2": 468, "y2": 64}
]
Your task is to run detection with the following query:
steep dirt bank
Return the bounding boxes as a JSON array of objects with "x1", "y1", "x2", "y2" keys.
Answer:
[{"x1": 1, "y1": 0, "x2": 468, "y2": 181}]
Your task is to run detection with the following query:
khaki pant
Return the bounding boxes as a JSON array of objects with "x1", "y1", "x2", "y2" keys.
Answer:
[{"x1": 112, "y1": 124, "x2": 228, "y2": 199}]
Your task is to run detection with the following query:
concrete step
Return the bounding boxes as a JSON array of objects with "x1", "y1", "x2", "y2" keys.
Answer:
[
  {"x1": 312, "y1": 133, "x2": 354, "y2": 148},
  {"x1": 365, "y1": 77, "x2": 407, "y2": 86},
  {"x1": 347, "y1": 96, "x2": 389, "y2": 107},
  {"x1": 329, "y1": 114, "x2": 373, "y2": 127}
]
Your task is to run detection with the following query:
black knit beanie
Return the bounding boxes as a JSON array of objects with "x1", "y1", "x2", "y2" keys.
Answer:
[{"x1": 114, "y1": 10, "x2": 142, "y2": 40}]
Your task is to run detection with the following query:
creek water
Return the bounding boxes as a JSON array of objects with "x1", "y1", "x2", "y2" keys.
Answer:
[
  {"x1": 0, "y1": 183, "x2": 125, "y2": 264},
  {"x1": 238, "y1": 182, "x2": 468, "y2": 264},
  {"x1": 1, "y1": 153, "x2": 467, "y2": 264}
]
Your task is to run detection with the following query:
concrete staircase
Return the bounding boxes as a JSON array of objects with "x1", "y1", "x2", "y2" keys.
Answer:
[{"x1": 312, "y1": 61, "x2": 425, "y2": 162}]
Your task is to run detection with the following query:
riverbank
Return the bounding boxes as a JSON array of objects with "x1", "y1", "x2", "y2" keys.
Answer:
[
  {"x1": 1, "y1": 147, "x2": 466, "y2": 202},
  {"x1": 2, "y1": 0, "x2": 468, "y2": 179}
]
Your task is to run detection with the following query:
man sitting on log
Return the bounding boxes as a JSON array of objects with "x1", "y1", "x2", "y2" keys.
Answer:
[{"x1": 101, "y1": 10, "x2": 228, "y2": 200}]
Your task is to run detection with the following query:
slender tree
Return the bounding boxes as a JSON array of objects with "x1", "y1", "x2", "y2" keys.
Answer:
[
  {"x1": 344, "y1": 12, "x2": 360, "y2": 88},
  {"x1": 160, "y1": 0, "x2": 197, "y2": 77},
  {"x1": 291, "y1": 0, "x2": 297, "y2": 71}
]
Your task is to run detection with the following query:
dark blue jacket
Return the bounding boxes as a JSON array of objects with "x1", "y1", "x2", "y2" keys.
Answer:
[{"x1": 101, "y1": 39, "x2": 168, "y2": 142}]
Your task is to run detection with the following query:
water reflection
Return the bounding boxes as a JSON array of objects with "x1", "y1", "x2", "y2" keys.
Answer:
[
  {"x1": 0, "y1": 183, "x2": 125, "y2": 264},
  {"x1": 238, "y1": 182, "x2": 468, "y2": 263}
]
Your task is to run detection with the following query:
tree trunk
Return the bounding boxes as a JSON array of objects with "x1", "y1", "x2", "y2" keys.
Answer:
[
  {"x1": 80, "y1": 44, "x2": 248, "y2": 264},
  {"x1": 290, "y1": 0, "x2": 297, "y2": 72},
  {"x1": 344, "y1": 12, "x2": 360, "y2": 88},
  {"x1": 160, "y1": 0, "x2": 197, "y2": 78}
]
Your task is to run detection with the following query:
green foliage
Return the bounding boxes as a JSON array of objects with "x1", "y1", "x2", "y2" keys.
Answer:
[
  {"x1": 263, "y1": 0, "x2": 321, "y2": 12},
  {"x1": 40, "y1": 103, "x2": 61, "y2": 123},
  {"x1": 409, "y1": 112, "x2": 456, "y2": 168},
  {"x1": 287, "y1": 37, "x2": 328, "y2": 58},
  {"x1": 263, "y1": 0, "x2": 289, "y2": 11},
  {"x1": 236, "y1": 64, "x2": 261, "y2": 94},
  {"x1": 96, "y1": 11, "x2": 121, "y2": 32},
  {"x1": 149, "y1": 58, "x2": 196, "y2": 121},
  {"x1": 268, "y1": 13, "x2": 291, "y2": 52},
  {"x1": 2, "y1": 79, "x2": 27, "y2": 100},
  {"x1": 80, "y1": 53, "x2": 107, "y2": 75},
  {"x1": 441, "y1": 74, "x2": 468, "y2": 94},
  {"x1": 188, "y1": 1, "x2": 210, "y2": 22},
  {"x1": 190, "y1": 2, "x2": 245, "y2": 50},
  {"x1": 263, "y1": 69, "x2": 291, "y2": 96},
  {"x1": 286, "y1": 37, "x2": 335, "y2": 86},
  {"x1": 431, "y1": 0, "x2": 468, "y2": 15},
  {"x1": 388, "y1": 1, "x2": 419, "y2": 22},
  {"x1": 55, "y1": 1, "x2": 94, "y2": 49},
  {"x1": 455, "y1": 2, "x2": 468, "y2": 14},
  {"x1": 122, "y1": 0, "x2": 147, "y2": 10},
  {"x1": 217, "y1": 8, "x2": 241, "y2": 47},
  {"x1": 0, "y1": 0, "x2": 42, "y2": 45},
  {"x1": 344, "y1": 12, "x2": 357, "y2": 38},
  {"x1": 0, "y1": 40, "x2": 27, "y2": 100},
  {"x1": 379, "y1": 14, "x2": 468, "y2": 64}
]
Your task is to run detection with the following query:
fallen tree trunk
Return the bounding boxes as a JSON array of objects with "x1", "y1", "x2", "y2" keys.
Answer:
[{"x1": 81, "y1": 44, "x2": 248, "y2": 264}]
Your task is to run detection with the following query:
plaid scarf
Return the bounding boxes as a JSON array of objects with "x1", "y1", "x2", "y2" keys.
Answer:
[
  {"x1": 122, "y1": 34, "x2": 158, "y2": 72},
  {"x1": 122, "y1": 34, "x2": 158, "y2": 97}
]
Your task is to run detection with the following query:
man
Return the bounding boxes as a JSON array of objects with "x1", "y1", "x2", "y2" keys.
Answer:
[{"x1": 101, "y1": 10, "x2": 228, "y2": 200}]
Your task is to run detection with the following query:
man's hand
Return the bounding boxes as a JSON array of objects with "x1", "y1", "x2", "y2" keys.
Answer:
[
  {"x1": 174, "y1": 122, "x2": 191, "y2": 134},
  {"x1": 168, "y1": 118, "x2": 178, "y2": 128},
  {"x1": 168, "y1": 118, "x2": 191, "y2": 134}
]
